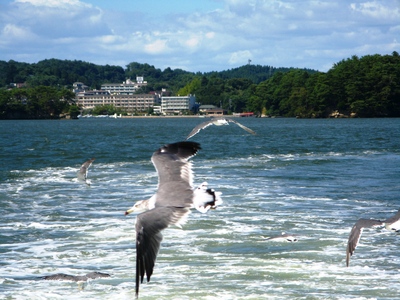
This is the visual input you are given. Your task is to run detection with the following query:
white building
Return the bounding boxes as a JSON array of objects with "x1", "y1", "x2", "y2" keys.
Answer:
[
  {"x1": 76, "y1": 91, "x2": 157, "y2": 113},
  {"x1": 101, "y1": 76, "x2": 147, "y2": 95},
  {"x1": 161, "y1": 95, "x2": 196, "y2": 115}
]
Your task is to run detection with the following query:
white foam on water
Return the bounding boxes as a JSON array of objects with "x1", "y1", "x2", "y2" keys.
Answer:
[{"x1": 1, "y1": 149, "x2": 400, "y2": 299}]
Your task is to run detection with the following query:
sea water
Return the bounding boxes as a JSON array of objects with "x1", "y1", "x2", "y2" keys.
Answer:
[{"x1": 0, "y1": 117, "x2": 399, "y2": 299}]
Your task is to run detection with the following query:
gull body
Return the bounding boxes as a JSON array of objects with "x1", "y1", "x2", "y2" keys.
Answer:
[
  {"x1": 264, "y1": 232, "x2": 299, "y2": 242},
  {"x1": 125, "y1": 181, "x2": 222, "y2": 215}
]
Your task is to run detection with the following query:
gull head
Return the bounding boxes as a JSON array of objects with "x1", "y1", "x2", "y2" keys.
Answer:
[{"x1": 125, "y1": 200, "x2": 149, "y2": 215}]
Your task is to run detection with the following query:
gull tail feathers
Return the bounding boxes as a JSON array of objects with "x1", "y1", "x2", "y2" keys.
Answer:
[{"x1": 192, "y1": 182, "x2": 223, "y2": 213}]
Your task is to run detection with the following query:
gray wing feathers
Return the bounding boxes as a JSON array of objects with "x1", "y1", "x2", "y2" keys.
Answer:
[
  {"x1": 135, "y1": 207, "x2": 190, "y2": 297},
  {"x1": 151, "y1": 141, "x2": 200, "y2": 187},
  {"x1": 152, "y1": 155, "x2": 192, "y2": 187},
  {"x1": 346, "y1": 218, "x2": 383, "y2": 267},
  {"x1": 186, "y1": 121, "x2": 215, "y2": 140},
  {"x1": 228, "y1": 119, "x2": 256, "y2": 135}
]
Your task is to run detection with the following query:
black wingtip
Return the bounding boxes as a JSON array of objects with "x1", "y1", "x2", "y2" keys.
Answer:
[{"x1": 158, "y1": 141, "x2": 201, "y2": 159}]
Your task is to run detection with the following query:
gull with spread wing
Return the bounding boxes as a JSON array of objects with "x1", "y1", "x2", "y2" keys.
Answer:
[
  {"x1": 186, "y1": 117, "x2": 256, "y2": 140},
  {"x1": 346, "y1": 209, "x2": 400, "y2": 267},
  {"x1": 126, "y1": 141, "x2": 223, "y2": 298}
]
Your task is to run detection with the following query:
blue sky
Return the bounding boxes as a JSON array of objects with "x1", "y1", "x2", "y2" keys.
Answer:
[{"x1": 1, "y1": 0, "x2": 399, "y2": 73}]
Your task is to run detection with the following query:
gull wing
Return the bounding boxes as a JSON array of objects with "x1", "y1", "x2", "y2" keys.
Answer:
[
  {"x1": 85, "y1": 272, "x2": 110, "y2": 279},
  {"x1": 151, "y1": 141, "x2": 200, "y2": 188},
  {"x1": 227, "y1": 118, "x2": 256, "y2": 135},
  {"x1": 77, "y1": 158, "x2": 95, "y2": 182},
  {"x1": 135, "y1": 206, "x2": 190, "y2": 298},
  {"x1": 186, "y1": 120, "x2": 218, "y2": 140},
  {"x1": 42, "y1": 273, "x2": 86, "y2": 282},
  {"x1": 346, "y1": 218, "x2": 383, "y2": 267}
]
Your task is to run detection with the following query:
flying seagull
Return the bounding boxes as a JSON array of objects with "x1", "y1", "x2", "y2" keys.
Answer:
[
  {"x1": 186, "y1": 117, "x2": 256, "y2": 140},
  {"x1": 264, "y1": 232, "x2": 299, "y2": 242},
  {"x1": 129, "y1": 141, "x2": 222, "y2": 298},
  {"x1": 77, "y1": 158, "x2": 95, "y2": 185},
  {"x1": 346, "y1": 209, "x2": 400, "y2": 267},
  {"x1": 41, "y1": 271, "x2": 110, "y2": 282}
]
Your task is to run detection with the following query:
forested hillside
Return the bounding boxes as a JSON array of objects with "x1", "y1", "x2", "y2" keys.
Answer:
[
  {"x1": 179, "y1": 52, "x2": 400, "y2": 117},
  {"x1": 1, "y1": 52, "x2": 399, "y2": 118},
  {"x1": 0, "y1": 59, "x2": 309, "y2": 93}
]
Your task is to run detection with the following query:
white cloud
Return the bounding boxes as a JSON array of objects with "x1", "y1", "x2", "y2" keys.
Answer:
[
  {"x1": 14, "y1": 0, "x2": 90, "y2": 9},
  {"x1": 350, "y1": 1, "x2": 400, "y2": 20},
  {"x1": 185, "y1": 37, "x2": 201, "y2": 49},
  {"x1": 1, "y1": 0, "x2": 399, "y2": 72},
  {"x1": 2, "y1": 24, "x2": 32, "y2": 40},
  {"x1": 144, "y1": 39, "x2": 169, "y2": 55}
]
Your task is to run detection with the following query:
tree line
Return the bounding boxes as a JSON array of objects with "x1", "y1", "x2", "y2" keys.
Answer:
[
  {"x1": 1, "y1": 52, "x2": 399, "y2": 118},
  {"x1": 0, "y1": 86, "x2": 78, "y2": 119},
  {"x1": 179, "y1": 52, "x2": 400, "y2": 117}
]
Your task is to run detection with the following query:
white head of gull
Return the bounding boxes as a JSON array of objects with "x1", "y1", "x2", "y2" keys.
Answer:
[
  {"x1": 127, "y1": 141, "x2": 223, "y2": 298},
  {"x1": 186, "y1": 117, "x2": 256, "y2": 140},
  {"x1": 346, "y1": 209, "x2": 400, "y2": 267},
  {"x1": 77, "y1": 158, "x2": 95, "y2": 185}
]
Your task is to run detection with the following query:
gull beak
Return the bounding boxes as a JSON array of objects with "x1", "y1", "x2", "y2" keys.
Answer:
[{"x1": 125, "y1": 207, "x2": 134, "y2": 215}]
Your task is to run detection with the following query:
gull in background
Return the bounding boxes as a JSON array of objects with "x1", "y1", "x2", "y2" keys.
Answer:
[
  {"x1": 346, "y1": 209, "x2": 400, "y2": 267},
  {"x1": 77, "y1": 158, "x2": 95, "y2": 185},
  {"x1": 127, "y1": 141, "x2": 223, "y2": 298},
  {"x1": 263, "y1": 232, "x2": 299, "y2": 242},
  {"x1": 41, "y1": 271, "x2": 110, "y2": 291},
  {"x1": 41, "y1": 271, "x2": 110, "y2": 282},
  {"x1": 186, "y1": 117, "x2": 256, "y2": 140}
]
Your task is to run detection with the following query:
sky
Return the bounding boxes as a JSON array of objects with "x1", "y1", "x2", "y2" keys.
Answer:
[{"x1": 0, "y1": 0, "x2": 399, "y2": 73}]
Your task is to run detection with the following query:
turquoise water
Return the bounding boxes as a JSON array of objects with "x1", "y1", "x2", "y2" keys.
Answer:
[{"x1": 1, "y1": 117, "x2": 400, "y2": 299}]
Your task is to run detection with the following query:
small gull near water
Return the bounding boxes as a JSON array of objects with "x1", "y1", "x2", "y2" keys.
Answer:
[
  {"x1": 41, "y1": 271, "x2": 110, "y2": 282},
  {"x1": 263, "y1": 232, "x2": 299, "y2": 242},
  {"x1": 77, "y1": 158, "x2": 95, "y2": 185}
]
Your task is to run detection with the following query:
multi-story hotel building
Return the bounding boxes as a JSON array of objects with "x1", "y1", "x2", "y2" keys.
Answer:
[
  {"x1": 76, "y1": 90, "x2": 157, "y2": 113},
  {"x1": 161, "y1": 95, "x2": 196, "y2": 115},
  {"x1": 101, "y1": 77, "x2": 147, "y2": 95},
  {"x1": 75, "y1": 77, "x2": 196, "y2": 114}
]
